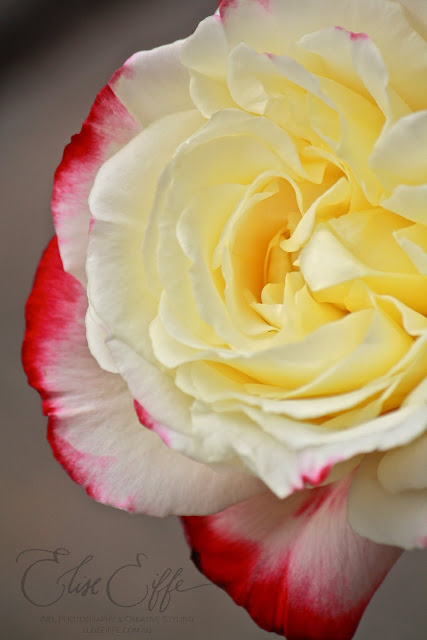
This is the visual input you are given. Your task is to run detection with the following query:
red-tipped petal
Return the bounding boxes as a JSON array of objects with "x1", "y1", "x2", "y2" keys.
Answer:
[
  {"x1": 52, "y1": 39, "x2": 193, "y2": 285},
  {"x1": 23, "y1": 238, "x2": 262, "y2": 516},
  {"x1": 52, "y1": 83, "x2": 139, "y2": 284},
  {"x1": 183, "y1": 473, "x2": 401, "y2": 640}
]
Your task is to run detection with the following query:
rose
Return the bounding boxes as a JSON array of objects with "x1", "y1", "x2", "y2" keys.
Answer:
[{"x1": 23, "y1": 0, "x2": 426, "y2": 638}]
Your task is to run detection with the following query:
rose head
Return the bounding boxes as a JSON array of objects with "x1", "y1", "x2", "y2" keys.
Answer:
[{"x1": 23, "y1": 1, "x2": 427, "y2": 638}]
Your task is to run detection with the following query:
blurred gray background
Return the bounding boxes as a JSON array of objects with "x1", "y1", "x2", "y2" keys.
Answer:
[{"x1": 1, "y1": 1, "x2": 426, "y2": 638}]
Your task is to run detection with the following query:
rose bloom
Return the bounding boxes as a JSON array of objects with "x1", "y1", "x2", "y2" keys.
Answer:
[{"x1": 23, "y1": 0, "x2": 426, "y2": 638}]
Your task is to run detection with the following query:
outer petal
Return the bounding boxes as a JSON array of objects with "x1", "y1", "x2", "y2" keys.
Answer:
[
  {"x1": 377, "y1": 432, "x2": 427, "y2": 493},
  {"x1": 52, "y1": 84, "x2": 140, "y2": 285},
  {"x1": 22, "y1": 237, "x2": 264, "y2": 516},
  {"x1": 348, "y1": 453, "x2": 427, "y2": 549},
  {"x1": 52, "y1": 40, "x2": 193, "y2": 285},
  {"x1": 183, "y1": 472, "x2": 401, "y2": 640},
  {"x1": 112, "y1": 41, "x2": 194, "y2": 126}
]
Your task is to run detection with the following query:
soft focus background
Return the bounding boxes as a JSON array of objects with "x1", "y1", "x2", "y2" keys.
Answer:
[{"x1": 1, "y1": 1, "x2": 426, "y2": 638}]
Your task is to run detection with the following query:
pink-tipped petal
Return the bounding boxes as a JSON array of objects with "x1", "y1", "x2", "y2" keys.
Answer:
[
  {"x1": 334, "y1": 25, "x2": 370, "y2": 40},
  {"x1": 53, "y1": 39, "x2": 193, "y2": 286},
  {"x1": 52, "y1": 84, "x2": 140, "y2": 285},
  {"x1": 219, "y1": 0, "x2": 270, "y2": 21},
  {"x1": 22, "y1": 238, "x2": 265, "y2": 516},
  {"x1": 219, "y1": 0, "x2": 239, "y2": 19},
  {"x1": 182, "y1": 472, "x2": 401, "y2": 640},
  {"x1": 110, "y1": 41, "x2": 194, "y2": 126}
]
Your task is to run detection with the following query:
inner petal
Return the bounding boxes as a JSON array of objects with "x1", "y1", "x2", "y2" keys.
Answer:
[{"x1": 223, "y1": 177, "x2": 301, "y2": 332}]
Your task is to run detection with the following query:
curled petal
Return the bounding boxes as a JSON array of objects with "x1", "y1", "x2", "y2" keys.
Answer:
[{"x1": 348, "y1": 452, "x2": 427, "y2": 549}]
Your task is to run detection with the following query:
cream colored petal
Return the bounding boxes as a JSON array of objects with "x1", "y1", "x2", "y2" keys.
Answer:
[
  {"x1": 170, "y1": 309, "x2": 409, "y2": 394},
  {"x1": 348, "y1": 452, "x2": 427, "y2": 548},
  {"x1": 189, "y1": 72, "x2": 236, "y2": 117},
  {"x1": 328, "y1": 209, "x2": 417, "y2": 274},
  {"x1": 381, "y1": 184, "x2": 427, "y2": 225},
  {"x1": 189, "y1": 402, "x2": 304, "y2": 496},
  {"x1": 220, "y1": 0, "x2": 284, "y2": 54},
  {"x1": 274, "y1": 310, "x2": 411, "y2": 397},
  {"x1": 404, "y1": 376, "x2": 427, "y2": 408},
  {"x1": 369, "y1": 293, "x2": 427, "y2": 336},
  {"x1": 272, "y1": 0, "x2": 427, "y2": 110},
  {"x1": 222, "y1": 186, "x2": 295, "y2": 336},
  {"x1": 149, "y1": 312, "x2": 202, "y2": 369},
  {"x1": 87, "y1": 110, "x2": 204, "y2": 364},
  {"x1": 180, "y1": 16, "x2": 235, "y2": 116},
  {"x1": 253, "y1": 48, "x2": 385, "y2": 204},
  {"x1": 378, "y1": 432, "x2": 427, "y2": 493},
  {"x1": 282, "y1": 177, "x2": 350, "y2": 252},
  {"x1": 178, "y1": 183, "x2": 266, "y2": 340},
  {"x1": 187, "y1": 400, "x2": 427, "y2": 498},
  {"x1": 181, "y1": 16, "x2": 229, "y2": 79},
  {"x1": 111, "y1": 40, "x2": 194, "y2": 126},
  {"x1": 370, "y1": 110, "x2": 427, "y2": 190},
  {"x1": 301, "y1": 26, "x2": 410, "y2": 123},
  {"x1": 300, "y1": 221, "x2": 427, "y2": 313},
  {"x1": 376, "y1": 332, "x2": 427, "y2": 405},
  {"x1": 176, "y1": 359, "x2": 390, "y2": 419},
  {"x1": 394, "y1": 224, "x2": 427, "y2": 275},
  {"x1": 249, "y1": 402, "x2": 427, "y2": 451},
  {"x1": 149, "y1": 111, "x2": 325, "y2": 353},
  {"x1": 85, "y1": 303, "x2": 118, "y2": 374},
  {"x1": 185, "y1": 0, "x2": 427, "y2": 114},
  {"x1": 395, "y1": 0, "x2": 427, "y2": 40},
  {"x1": 300, "y1": 221, "x2": 374, "y2": 290},
  {"x1": 107, "y1": 336, "x2": 193, "y2": 434}
]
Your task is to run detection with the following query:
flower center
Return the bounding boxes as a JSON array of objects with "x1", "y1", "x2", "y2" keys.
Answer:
[{"x1": 264, "y1": 216, "x2": 300, "y2": 286}]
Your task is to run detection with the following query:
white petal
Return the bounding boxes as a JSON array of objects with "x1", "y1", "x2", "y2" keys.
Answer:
[
  {"x1": 348, "y1": 453, "x2": 427, "y2": 548},
  {"x1": 24, "y1": 238, "x2": 263, "y2": 517},
  {"x1": 377, "y1": 432, "x2": 427, "y2": 493},
  {"x1": 111, "y1": 40, "x2": 194, "y2": 126}
]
